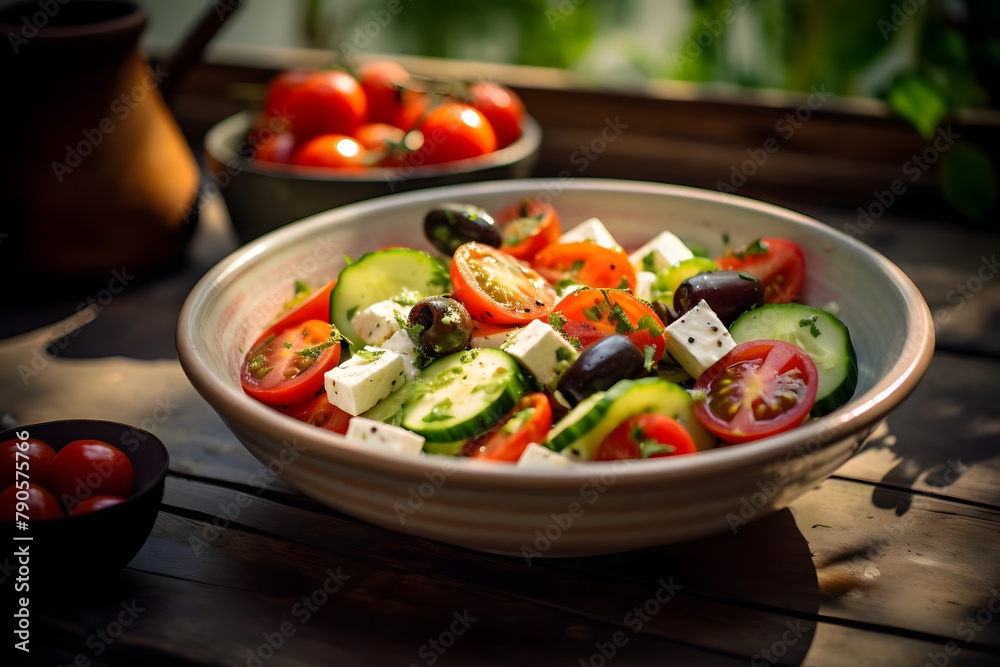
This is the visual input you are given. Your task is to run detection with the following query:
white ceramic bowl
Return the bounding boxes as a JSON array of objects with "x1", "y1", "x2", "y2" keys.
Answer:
[{"x1": 177, "y1": 179, "x2": 934, "y2": 557}]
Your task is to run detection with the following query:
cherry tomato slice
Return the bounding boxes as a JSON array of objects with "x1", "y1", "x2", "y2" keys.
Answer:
[
  {"x1": 533, "y1": 241, "x2": 636, "y2": 292},
  {"x1": 284, "y1": 392, "x2": 352, "y2": 434},
  {"x1": 451, "y1": 242, "x2": 556, "y2": 325},
  {"x1": 241, "y1": 319, "x2": 343, "y2": 405},
  {"x1": 1, "y1": 437, "x2": 56, "y2": 490},
  {"x1": 468, "y1": 82, "x2": 525, "y2": 148},
  {"x1": 715, "y1": 237, "x2": 806, "y2": 304},
  {"x1": 692, "y1": 340, "x2": 818, "y2": 443},
  {"x1": 69, "y1": 495, "x2": 125, "y2": 516},
  {"x1": 0, "y1": 483, "x2": 64, "y2": 521},
  {"x1": 470, "y1": 393, "x2": 552, "y2": 462},
  {"x1": 50, "y1": 440, "x2": 135, "y2": 508},
  {"x1": 553, "y1": 289, "x2": 666, "y2": 364},
  {"x1": 261, "y1": 278, "x2": 338, "y2": 342},
  {"x1": 495, "y1": 199, "x2": 561, "y2": 260},
  {"x1": 596, "y1": 414, "x2": 697, "y2": 461}
]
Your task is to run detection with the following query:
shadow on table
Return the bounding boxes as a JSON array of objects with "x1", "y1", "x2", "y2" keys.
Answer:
[{"x1": 559, "y1": 508, "x2": 820, "y2": 664}]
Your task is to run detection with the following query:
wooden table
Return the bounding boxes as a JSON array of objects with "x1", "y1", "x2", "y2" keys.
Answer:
[{"x1": 3, "y1": 141, "x2": 1000, "y2": 667}]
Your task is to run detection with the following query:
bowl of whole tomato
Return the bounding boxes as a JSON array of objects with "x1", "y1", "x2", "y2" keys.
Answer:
[
  {"x1": 204, "y1": 60, "x2": 542, "y2": 242},
  {"x1": 0, "y1": 420, "x2": 169, "y2": 589}
]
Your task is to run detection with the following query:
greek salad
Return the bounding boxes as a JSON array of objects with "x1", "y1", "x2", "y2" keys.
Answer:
[{"x1": 239, "y1": 199, "x2": 858, "y2": 466}]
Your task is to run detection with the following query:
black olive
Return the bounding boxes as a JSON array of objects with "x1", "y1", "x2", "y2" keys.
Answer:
[
  {"x1": 423, "y1": 203, "x2": 501, "y2": 256},
  {"x1": 556, "y1": 335, "x2": 644, "y2": 407},
  {"x1": 673, "y1": 270, "x2": 765, "y2": 326},
  {"x1": 650, "y1": 300, "x2": 679, "y2": 327},
  {"x1": 407, "y1": 296, "x2": 472, "y2": 357}
]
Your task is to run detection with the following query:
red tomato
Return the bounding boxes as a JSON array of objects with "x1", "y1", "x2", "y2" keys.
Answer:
[
  {"x1": 534, "y1": 241, "x2": 636, "y2": 291},
  {"x1": 359, "y1": 60, "x2": 411, "y2": 126},
  {"x1": 284, "y1": 392, "x2": 352, "y2": 434},
  {"x1": 261, "y1": 69, "x2": 311, "y2": 119},
  {"x1": 254, "y1": 131, "x2": 296, "y2": 164},
  {"x1": 0, "y1": 483, "x2": 64, "y2": 521},
  {"x1": 50, "y1": 440, "x2": 135, "y2": 508},
  {"x1": 495, "y1": 199, "x2": 561, "y2": 260},
  {"x1": 241, "y1": 319, "x2": 343, "y2": 405},
  {"x1": 596, "y1": 414, "x2": 697, "y2": 461},
  {"x1": 68, "y1": 495, "x2": 125, "y2": 516},
  {"x1": 468, "y1": 82, "x2": 525, "y2": 148},
  {"x1": 451, "y1": 243, "x2": 556, "y2": 325},
  {"x1": 554, "y1": 289, "x2": 666, "y2": 364},
  {"x1": 715, "y1": 238, "x2": 806, "y2": 304},
  {"x1": 693, "y1": 340, "x2": 818, "y2": 443},
  {"x1": 291, "y1": 134, "x2": 366, "y2": 170},
  {"x1": 263, "y1": 278, "x2": 337, "y2": 340},
  {"x1": 395, "y1": 91, "x2": 430, "y2": 132},
  {"x1": 412, "y1": 104, "x2": 497, "y2": 166},
  {"x1": 354, "y1": 122, "x2": 406, "y2": 151},
  {"x1": 284, "y1": 70, "x2": 367, "y2": 140},
  {"x1": 470, "y1": 393, "x2": 552, "y2": 462},
  {"x1": 1, "y1": 437, "x2": 56, "y2": 490}
]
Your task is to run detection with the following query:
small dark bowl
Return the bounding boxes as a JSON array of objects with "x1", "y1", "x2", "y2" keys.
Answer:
[
  {"x1": 1, "y1": 420, "x2": 168, "y2": 586},
  {"x1": 204, "y1": 111, "x2": 542, "y2": 243}
]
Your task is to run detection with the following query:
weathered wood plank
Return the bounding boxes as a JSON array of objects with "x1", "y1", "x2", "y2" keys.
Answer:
[
  {"x1": 834, "y1": 352, "x2": 1000, "y2": 508},
  {"x1": 36, "y1": 513, "x2": 745, "y2": 667},
  {"x1": 154, "y1": 475, "x2": 1000, "y2": 652}
]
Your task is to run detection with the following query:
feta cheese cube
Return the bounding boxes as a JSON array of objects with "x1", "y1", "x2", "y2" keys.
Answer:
[
  {"x1": 634, "y1": 270, "x2": 657, "y2": 302},
  {"x1": 324, "y1": 348, "x2": 406, "y2": 415},
  {"x1": 351, "y1": 299, "x2": 410, "y2": 346},
  {"x1": 664, "y1": 299, "x2": 735, "y2": 379},
  {"x1": 382, "y1": 330, "x2": 422, "y2": 380},
  {"x1": 559, "y1": 217, "x2": 620, "y2": 249},
  {"x1": 503, "y1": 319, "x2": 577, "y2": 388},
  {"x1": 628, "y1": 231, "x2": 694, "y2": 272},
  {"x1": 517, "y1": 443, "x2": 574, "y2": 468},
  {"x1": 344, "y1": 417, "x2": 424, "y2": 457}
]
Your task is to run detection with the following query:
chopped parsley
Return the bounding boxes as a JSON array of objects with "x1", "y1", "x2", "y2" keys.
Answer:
[
  {"x1": 582, "y1": 305, "x2": 603, "y2": 322},
  {"x1": 283, "y1": 342, "x2": 293, "y2": 349},
  {"x1": 733, "y1": 238, "x2": 768, "y2": 260},
  {"x1": 641, "y1": 251, "x2": 657, "y2": 272},
  {"x1": 642, "y1": 344, "x2": 656, "y2": 373},
  {"x1": 617, "y1": 276, "x2": 630, "y2": 290},
  {"x1": 570, "y1": 260, "x2": 585, "y2": 275},
  {"x1": 636, "y1": 314, "x2": 664, "y2": 337},
  {"x1": 548, "y1": 311, "x2": 581, "y2": 350},
  {"x1": 799, "y1": 315, "x2": 822, "y2": 338},
  {"x1": 353, "y1": 347, "x2": 385, "y2": 362}
]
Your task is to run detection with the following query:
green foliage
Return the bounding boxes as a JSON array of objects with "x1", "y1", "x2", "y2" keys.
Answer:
[{"x1": 941, "y1": 144, "x2": 998, "y2": 222}]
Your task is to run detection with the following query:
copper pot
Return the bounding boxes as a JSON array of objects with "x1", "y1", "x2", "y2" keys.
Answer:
[{"x1": 0, "y1": 1, "x2": 200, "y2": 283}]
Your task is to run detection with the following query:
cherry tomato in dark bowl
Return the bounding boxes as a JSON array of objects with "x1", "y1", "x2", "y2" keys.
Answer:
[
  {"x1": 0, "y1": 420, "x2": 169, "y2": 588},
  {"x1": 0, "y1": 436, "x2": 56, "y2": 490}
]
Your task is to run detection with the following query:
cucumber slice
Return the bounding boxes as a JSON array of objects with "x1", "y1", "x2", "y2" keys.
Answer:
[
  {"x1": 330, "y1": 248, "x2": 451, "y2": 347},
  {"x1": 547, "y1": 377, "x2": 716, "y2": 460},
  {"x1": 401, "y1": 348, "x2": 527, "y2": 442},
  {"x1": 729, "y1": 304, "x2": 858, "y2": 416},
  {"x1": 653, "y1": 257, "x2": 718, "y2": 302}
]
